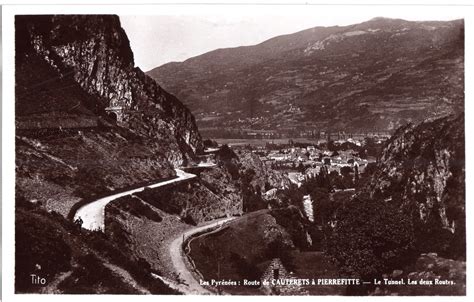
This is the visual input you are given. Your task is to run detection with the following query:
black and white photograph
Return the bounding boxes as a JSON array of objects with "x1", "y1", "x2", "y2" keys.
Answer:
[{"x1": 2, "y1": 2, "x2": 470, "y2": 299}]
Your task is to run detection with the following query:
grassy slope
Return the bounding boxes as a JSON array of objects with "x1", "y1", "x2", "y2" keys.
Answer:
[
  {"x1": 16, "y1": 53, "x2": 176, "y2": 218},
  {"x1": 105, "y1": 195, "x2": 191, "y2": 279},
  {"x1": 103, "y1": 166, "x2": 245, "y2": 279},
  {"x1": 15, "y1": 202, "x2": 177, "y2": 294},
  {"x1": 188, "y1": 209, "x2": 341, "y2": 295},
  {"x1": 15, "y1": 54, "x2": 177, "y2": 293}
]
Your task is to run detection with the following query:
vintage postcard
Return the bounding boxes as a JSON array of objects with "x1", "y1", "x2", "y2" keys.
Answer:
[{"x1": 1, "y1": 2, "x2": 472, "y2": 300}]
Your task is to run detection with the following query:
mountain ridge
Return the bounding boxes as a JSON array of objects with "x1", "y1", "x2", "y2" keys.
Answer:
[{"x1": 148, "y1": 17, "x2": 464, "y2": 135}]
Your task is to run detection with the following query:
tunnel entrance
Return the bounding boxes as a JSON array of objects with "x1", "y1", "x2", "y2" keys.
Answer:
[
  {"x1": 107, "y1": 111, "x2": 118, "y2": 122},
  {"x1": 105, "y1": 106, "x2": 123, "y2": 123}
]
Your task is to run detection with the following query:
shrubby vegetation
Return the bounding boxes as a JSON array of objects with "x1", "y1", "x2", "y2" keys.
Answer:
[
  {"x1": 215, "y1": 144, "x2": 267, "y2": 213},
  {"x1": 276, "y1": 183, "x2": 304, "y2": 208},
  {"x1": 327, "y1": 195, "x2": 415, "y2": 279},
  {"x1": 229, "y1": 252, "x2": 262, "y2": 283},
  {"x1": 291, "y1": 157, "x2": 420, "y2": 281},
  {"x1": 138, "y1": 186, "x2": 182, "y2": 215},
  {"x1": 203, "y1": 139, "x2": 219, "y2": 148},
  {"x1": 15, "y1": 200, "x2": 177, "y2": 294},
  {"x1": 113, "y1": 195, "x2": 162, "y2": 223},
  {"x1": 16, "y1": 208, "x2": 72, "y2": 292},
  {"x1": 300, "y1": 163, "x2": 365, "y2": 194},
  {"x1": 271, "y1": 206, "x2": 310, "y2": 250},
  {"x1": 58, "y1": 254, "x2": 136, "y2": 294}
]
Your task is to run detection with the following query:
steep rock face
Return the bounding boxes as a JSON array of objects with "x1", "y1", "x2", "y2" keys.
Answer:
[
  {"x1": 236, "y1": 150, "x2": 290, "y2": 190},
  {"x1": 367, "y1": 114, "x2": 464, "y2": 256},
  {"x1": 15, "y1": 15, "x2": 204, "y2": 217},
  {"x1": 16, "y1": 15, "x2": 202, "y2": 162},
  {"x1": 15, "y1": 49, "x2": 179, "y2": 217},
  {"x1": 198, "y1": 167, "x2": 244, "y2": 217}
]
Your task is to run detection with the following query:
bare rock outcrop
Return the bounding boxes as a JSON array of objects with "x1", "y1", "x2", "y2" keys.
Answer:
[
  {"x1": 16, "y1": 15, "x2": 203, "y2": 164},
  {"x1": 366, "y1": 114, "x2": 465, "y2": 257}
]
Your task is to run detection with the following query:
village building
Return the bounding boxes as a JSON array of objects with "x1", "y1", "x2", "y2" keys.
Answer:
[{"x1": 259, "y1": 258, "x2": 307, "y2": 295}]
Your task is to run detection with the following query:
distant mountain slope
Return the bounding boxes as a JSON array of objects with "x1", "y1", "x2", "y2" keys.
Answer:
[{"x1": 148, "y1": 18, "x2": 464, "y2": 133}]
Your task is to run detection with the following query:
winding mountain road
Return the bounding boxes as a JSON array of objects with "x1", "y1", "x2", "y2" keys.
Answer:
[
  {"x1": 72, "y1": 165, "x2": 235, "y2": 295},
  {"x1": 74, "y1": 169, "x2": 196, "y2": 231},
  {"x1": 168, "y1": 217, "x2": 236, "y2": 294}
]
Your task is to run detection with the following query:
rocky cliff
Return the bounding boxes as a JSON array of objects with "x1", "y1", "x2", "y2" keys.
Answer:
[
  {"x1": 367, "y1": 114, "x2": 465, "y2": 257},
  {"x1": 16, "y1": 15, "x2": 202, "y2": 158},
  {"x1": 236, "y1": 150, "x2": 291, "y2": 191},
  {"x1": 15, "y1": 15, "x2": 206, "y2": 294},
  {"x1": 15, "y1": 15, "x2": 205, "y2": 217}
]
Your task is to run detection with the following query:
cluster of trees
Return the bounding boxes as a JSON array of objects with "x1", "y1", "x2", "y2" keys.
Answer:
[
  {"x1": 203, "y1": 139, "x2": 219, "y2": 148},
  {"x1": 264, "y1": 141, "x2": 314, "y2": 151},
  {"x1": 358, "y1": 137, "x2": 382, "y2": 159},
  {"x1": 320, "y1": 136, "x2": 382, "y2": 159},
  {"x1": 300, "y1": 165, "x2": 360, "y2": 193},
  {"x1": 215, "y1": 145, "x2": 268, "y2": 213},
  {"x1": 327, "y1": 195, "x2": 415, "y2": 280},
  {"x1": 270, "y1": 161, "x2": 306, "y2": 173},
  {"x1": 272, "y1": 184, "x2": 304, "y2": 210},
  {"x1": 215, "y1": 144, "x2": 240, "y2": 180},
  {"x1": 218, "y1": 143, "x2": 422, "y2": 281},
  {"x1": 299, "y1": 161, "x2": 461, "y2": 283},
  {"x1": 325, "y1": 140, "x2": 360, "y2": 153},
  {"x1": 241, "y1": 169, "x2": 267, "y2": 212},
  {"x1": 293, "y1": 159, "x2": 419, "y2": 280},
  {"x1": 300, "y1": 186, "x2": 417, "y2": 280}
]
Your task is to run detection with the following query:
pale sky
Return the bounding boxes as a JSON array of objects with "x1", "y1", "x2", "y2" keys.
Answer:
[{"x1": 119, "y1": 7, "x2": 464, "y2": 71}]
